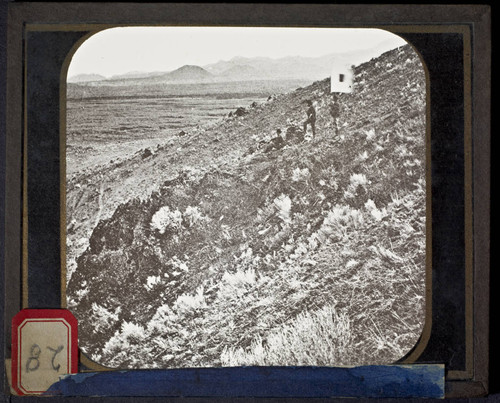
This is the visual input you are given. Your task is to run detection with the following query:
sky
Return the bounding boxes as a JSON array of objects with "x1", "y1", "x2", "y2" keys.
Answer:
[{"x1": 68, "y1": 27, "x2": 407, "y2": 78}]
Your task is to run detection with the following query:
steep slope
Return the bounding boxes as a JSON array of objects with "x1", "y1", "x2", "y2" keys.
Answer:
[{"x1": 67, "y1": 44, "x2": 426, "y2": 369}]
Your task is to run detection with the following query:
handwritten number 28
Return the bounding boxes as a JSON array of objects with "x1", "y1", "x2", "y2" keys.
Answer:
[
  {"x1": 25, "y1": 344, "x2": 41, "y2": 372},
  {"x1": 26, "y1": 344, "x2": 64, "y2": 373}
]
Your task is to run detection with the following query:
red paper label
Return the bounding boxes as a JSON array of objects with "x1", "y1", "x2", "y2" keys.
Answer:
[{"x1": 11, "y1": 309, "x2": 78, "y2": 395}]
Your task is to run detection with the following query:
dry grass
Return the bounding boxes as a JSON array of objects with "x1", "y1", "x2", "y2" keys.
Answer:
[{"x1": 220, "y1": 305, "x2": 353, "y2": 366}]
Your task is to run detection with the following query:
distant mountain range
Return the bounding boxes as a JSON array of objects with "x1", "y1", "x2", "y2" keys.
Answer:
[
  {"x1": 68, "y1": 40, "x2": 403, "y2": 85},
  {"x1": 69, "y1": 73, "x2": 108, "y2": 83},
  {"x1": 110, "y1": 71, "x2": 165, "y2": 80},
  {"x1": 69, "y1": 65, "x2": 216, "y2": 86}
]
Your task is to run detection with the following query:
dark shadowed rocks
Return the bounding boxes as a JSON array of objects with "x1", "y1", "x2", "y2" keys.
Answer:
[{"x1": 234, "y1": 107, "x2": 247, "y2": 117}]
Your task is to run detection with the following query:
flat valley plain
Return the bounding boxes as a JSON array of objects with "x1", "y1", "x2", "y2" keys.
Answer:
[{"x1": 66, "y1": 79, "x2": 309, "y2": 175}]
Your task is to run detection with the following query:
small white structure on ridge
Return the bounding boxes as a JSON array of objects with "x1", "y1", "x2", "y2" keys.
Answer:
[{"x1": 330, "y1": 61, "x2": 354, "y2": 93}]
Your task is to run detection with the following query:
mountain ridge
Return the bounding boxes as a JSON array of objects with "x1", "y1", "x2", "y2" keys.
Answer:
[
  {"x1": 68, "y1": 73, "x2": 107, "y2": 83},
  {"x1": 160, "y1": 64, "x2": 214, "y2": 82},
  {"x1": 68, "y1": 43, "x2": 403, "y2": 85}
]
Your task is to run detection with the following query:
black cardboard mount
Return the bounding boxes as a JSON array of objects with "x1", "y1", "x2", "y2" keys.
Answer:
[{"x1": 1, "y1": 3, "x2": 491, "y2": 400}]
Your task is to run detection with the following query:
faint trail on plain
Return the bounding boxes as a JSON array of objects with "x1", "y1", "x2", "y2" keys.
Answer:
[{"x1": 94, "y1": 180, "x2": 105, "y2": 229}]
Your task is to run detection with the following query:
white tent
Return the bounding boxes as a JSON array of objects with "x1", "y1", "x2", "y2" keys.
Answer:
[{"x1": 330, "y1": 61, "x2": 354, "y2": 93}]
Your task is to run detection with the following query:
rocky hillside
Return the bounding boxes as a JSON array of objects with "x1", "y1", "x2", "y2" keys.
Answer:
[{"x1": 67, "y1": 44, "x2": 427, "y2": 369}]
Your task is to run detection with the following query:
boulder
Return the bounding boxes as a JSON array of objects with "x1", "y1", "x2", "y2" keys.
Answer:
[{"x1": 234, "y1": 107, "x2": 247, "y2": 117}]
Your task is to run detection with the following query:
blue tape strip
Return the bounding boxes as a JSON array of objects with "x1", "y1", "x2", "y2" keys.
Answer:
[{"x1": 47, "y1": 365, "x2": 444, "y2": 398}]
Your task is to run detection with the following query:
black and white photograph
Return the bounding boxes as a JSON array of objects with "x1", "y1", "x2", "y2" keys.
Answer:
[{"x1": 64, "y1": 27, "x2": 427, "y2": 369}]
